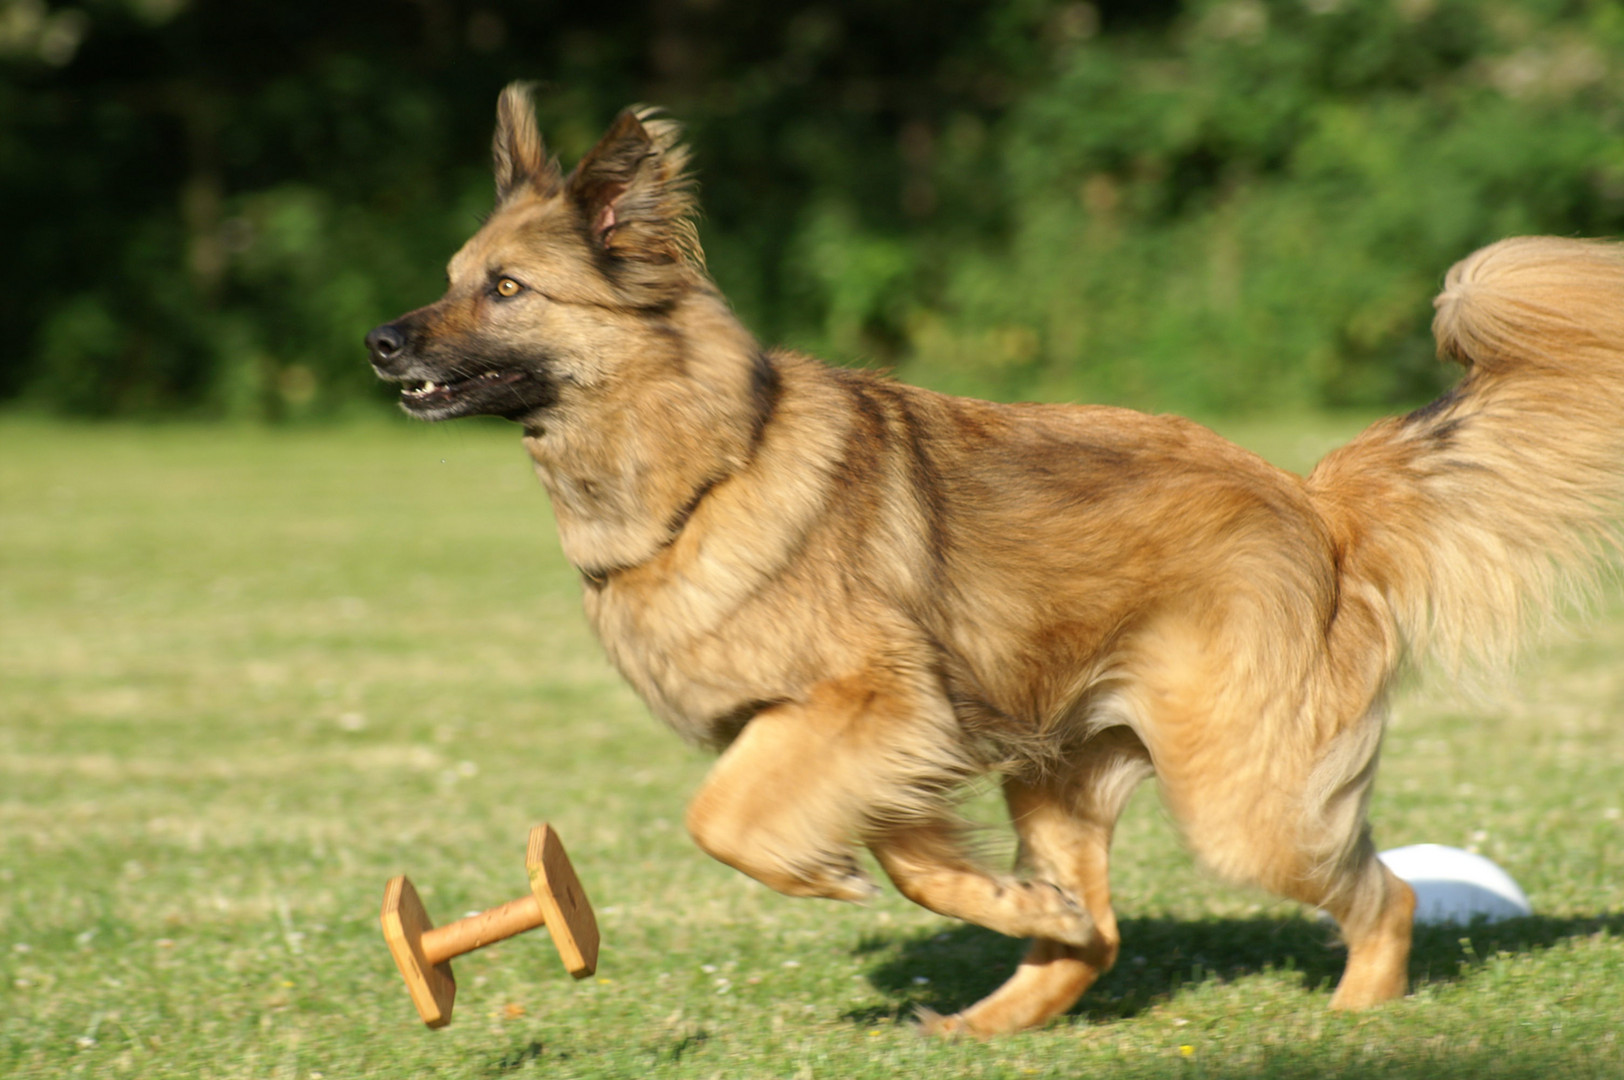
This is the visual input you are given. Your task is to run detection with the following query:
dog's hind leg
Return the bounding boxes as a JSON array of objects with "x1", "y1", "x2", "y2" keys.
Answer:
[
  {"x1": 1108, "y1": 585, "x2": 1418, "y2": 1013},
  {"x1": 904, "y1": 728, "x2": 1154, "y2": 1036},
  {"x1": 1272, "y1": 702, "x2": 1416, "y2": 1011},
  {"x1": 1160, "y1": 749, "x2": 1417, "y2": 1010},
  {"x1": 1148, "y1": 672, "x2": 1416, "y2": 1011},
  {"x1": 1307, "y1": 842, "x2": 1415, "y2": 1010}
]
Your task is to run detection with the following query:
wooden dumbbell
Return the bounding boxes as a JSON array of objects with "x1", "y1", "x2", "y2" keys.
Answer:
[{"x1": 380, "y1": 823, "x2": 599, "y2": 1028}]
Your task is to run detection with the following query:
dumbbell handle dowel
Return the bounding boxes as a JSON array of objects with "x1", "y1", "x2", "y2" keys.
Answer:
[
  {"x1": 381, "y1": 825, "x2": 598, "y2": 1028},
  {"x1": 420, "y1": 894, "x2": 546, "y2": 966}
]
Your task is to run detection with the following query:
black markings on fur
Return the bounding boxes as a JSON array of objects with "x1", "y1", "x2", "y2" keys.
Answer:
[
  {"x1": 1401, "y1": 382, "x2": 1483, "y2": 466},
  {"x1": 573, "y1": 472, "x2": 723, "y2": 589},
  {"x1": 665, "y1": 474, "x2": 722, "y2": 540},
  {"x1": 1428, "y1": 417, "x2": 1466, "y2": 449},
  {"x1": 857, "y1": 379, "x2": 953, "y2": 600},
  {"x1": 1401, "y1": 385, "x2": 1464, "y2": 429},
  {"x1": 747, "y1": 351, "x2": 782, "y2": 458},
  {"x1": 826, "y1": 369, "x2": 890, "y2": 494},
  {"x1": 706, "y1": 698, "x2": 787, "y2": 749},
  {"x1": 836, "y1": 368, "x2": 891, "y2": 439},
  {"x1": 891, "y1": 391, "x2": 952, "y2": 570}
]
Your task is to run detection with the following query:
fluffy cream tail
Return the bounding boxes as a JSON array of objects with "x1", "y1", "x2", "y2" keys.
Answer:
[{"x1": 1308, "y1": 236, "x2": 1624, "y2": 673}]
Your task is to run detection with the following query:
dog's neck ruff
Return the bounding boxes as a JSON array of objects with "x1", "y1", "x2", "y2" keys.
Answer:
[
  {"x1": 573, "y1": 349, "x2": 780, "y2": 590},
  {"x1": 575, "y1": 473, "x2": 721, "y2": 590}
]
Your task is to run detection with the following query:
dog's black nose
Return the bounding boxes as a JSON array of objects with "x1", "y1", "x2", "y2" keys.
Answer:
[{"x1": 366, "y1": 323, "x2": 406, "y2": 368}]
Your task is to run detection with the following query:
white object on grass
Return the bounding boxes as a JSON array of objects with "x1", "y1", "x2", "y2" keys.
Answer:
[{"x1": 1378, "y1": 844, "x2": 1533, "y2": 925}]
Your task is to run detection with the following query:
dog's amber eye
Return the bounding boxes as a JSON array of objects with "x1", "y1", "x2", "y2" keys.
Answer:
[{"x1": 494, "y1": 277, "x2": 522, "y2": 298}]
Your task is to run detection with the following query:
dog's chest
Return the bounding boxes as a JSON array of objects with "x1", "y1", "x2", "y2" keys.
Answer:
[{"x1": 580, "y1": 574, "x2": 820, "y2": 746}]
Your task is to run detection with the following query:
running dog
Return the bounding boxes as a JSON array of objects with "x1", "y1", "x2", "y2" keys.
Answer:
[{"x1": 366, "y1": 84, "x2": 1624, "y2": 1034}]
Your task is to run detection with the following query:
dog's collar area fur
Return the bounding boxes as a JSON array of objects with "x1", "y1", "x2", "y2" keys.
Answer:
[
  {"x1": 575, "y1": 472, "x2": 721, "y2": 590},
  {"x1": 573, "y1": 351, "x2": 779, "y2": 591},
  {"x1": 574, "y1": 474, "x2": 721, "y2": 591}
]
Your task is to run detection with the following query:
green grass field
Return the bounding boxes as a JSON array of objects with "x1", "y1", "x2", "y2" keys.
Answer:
[{"x1": 2, "y1": 416, "x2": 1620, "y2": 1079}]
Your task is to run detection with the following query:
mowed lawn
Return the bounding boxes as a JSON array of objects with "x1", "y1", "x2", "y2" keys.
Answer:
[{"x1": 1, "y1": 416, "x2": 1620, "y2": 1080}]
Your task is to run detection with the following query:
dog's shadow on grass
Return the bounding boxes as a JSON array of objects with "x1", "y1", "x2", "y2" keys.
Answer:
[{"x1": 846, "y1": 911, "x2": 1624, "y2": 1025}]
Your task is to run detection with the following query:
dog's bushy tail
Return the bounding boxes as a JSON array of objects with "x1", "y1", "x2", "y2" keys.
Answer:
[{"x1": 1308, "y1": 236, "x2": 1624, "y2": 675}]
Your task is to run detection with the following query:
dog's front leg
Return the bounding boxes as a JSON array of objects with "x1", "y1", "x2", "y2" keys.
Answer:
[
  {"x1": 684, "y1": 672, "x2": 978, "y2": 903},
  {"x1": 684, "y1": 703, "x2": 876, "y2": 900},
  {"x1": 868, "y1": 821, "x2": 1097, "y2": 947}
]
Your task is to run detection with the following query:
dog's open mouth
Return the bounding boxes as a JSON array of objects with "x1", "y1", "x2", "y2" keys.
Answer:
[
  {"x1": 400, "y1": 369, "x2": 522, "y2": 406},
  {"x1": 393, "y1": 368, "x2": 543, "y2": 420}
]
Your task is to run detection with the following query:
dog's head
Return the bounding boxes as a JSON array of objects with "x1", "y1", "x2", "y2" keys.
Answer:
[{"x1": 365, "y1": 84, "x2": 704, "y2": 423}]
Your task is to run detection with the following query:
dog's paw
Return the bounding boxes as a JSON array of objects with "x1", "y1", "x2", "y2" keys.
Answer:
[{"x1": 915, "y1": 1007, "x2": 977, "y2": 1040}]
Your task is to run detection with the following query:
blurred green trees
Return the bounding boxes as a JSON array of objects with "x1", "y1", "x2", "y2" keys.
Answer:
[{"x1": 2, "y1": 0, "x2": 1620, "y2": 419}]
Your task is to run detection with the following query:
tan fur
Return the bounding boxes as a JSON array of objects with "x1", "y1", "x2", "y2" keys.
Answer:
[{"x1": 370, "y1": 85, "x2": 1624, "y2": 1035}]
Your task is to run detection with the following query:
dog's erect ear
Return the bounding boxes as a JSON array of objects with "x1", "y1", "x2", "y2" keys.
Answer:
[
  {"x1": 493, "y1": 83, "x2": 562, "y2": 203},
  {"x1": 565, "y1": 106, "x2": 703, "y2": 301}
]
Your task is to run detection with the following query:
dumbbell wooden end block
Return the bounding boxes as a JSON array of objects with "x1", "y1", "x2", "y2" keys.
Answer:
[
  {"x1": 379, "y1": 875, "x2": 457, "y2": 1028},
  {"x1": 525, "y1": 822, "x2": 599, "y2": 978},
  {"x1": 380, "y1": 824, "x2": 599, "y2": 1028}
]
